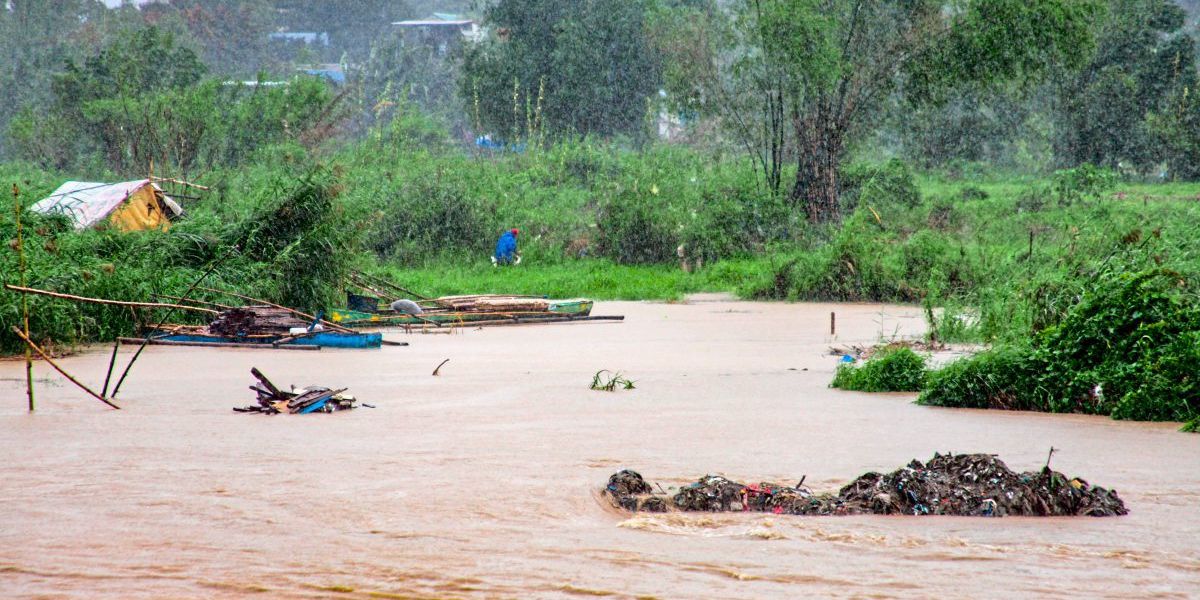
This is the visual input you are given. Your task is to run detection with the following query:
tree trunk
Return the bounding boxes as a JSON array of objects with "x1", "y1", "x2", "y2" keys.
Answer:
[{"x1": 791, "y1": 112, "x2": 844, "y2": 224}]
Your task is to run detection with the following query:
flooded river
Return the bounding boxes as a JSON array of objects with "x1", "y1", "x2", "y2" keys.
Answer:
[{"x1": 2, "y1": 298, "x2": 1198, "y2": 598}]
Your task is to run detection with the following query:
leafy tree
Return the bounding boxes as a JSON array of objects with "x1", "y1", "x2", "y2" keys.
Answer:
[
  {"x1": 661, "y1": 0, "x2": 1100, "y2": 223},
  {"x1": 1054, "y1": 0, "x2": 1198, "y2": 175},
  {"x1": 461, "y1": 0, "x2": 663, "y2": 139},
  {"x1": 143, "y1": 0, "x2": 277, "y2": 77},
  {"x1": 0, "y1": 0, "x2": 110, "y2": 157}
]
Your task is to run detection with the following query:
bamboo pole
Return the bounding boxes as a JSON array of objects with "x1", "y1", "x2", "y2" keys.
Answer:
[
  {"x1": 13, "y1": 184, "x2": 33, "y2": 411},
  {"x1": 3, "y1": 285, "x2": 219, "y2": 315},
  {"x1": 198, "y1": 287, "x2": 356, "y2": 333},
  {"x1": 101, "y1": 339, "x2": 120, "y2": 397},
  {"x1": 385, "y1": 315, "x2": 625, "y2": 330},
  {"x1": 117, "y1": 337, "x2": 320, "y2": 351},
  {"x1": 352, "y1": 270, "x2": 431, "y2": 301},
  {"x1": 152, "y1": 294, "x2": 234, "y2": 310},
  {"x1": 110, "y1": 246, "x2": 239, "y2": 399},
  {"x1": 10, "y1": 326, "x2": 120, "y2": 410}
]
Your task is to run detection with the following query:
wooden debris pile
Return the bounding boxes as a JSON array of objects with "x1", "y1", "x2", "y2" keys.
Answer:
[
  {"x1": 233, "y1": 368, "x2": 357, "y2": 414},
  {"x1": 209, "y1": 306, "x2": 309, "y2": 336},
  {"x1": 605, "y1": 452, "x2": 1128, "y2": 518}
]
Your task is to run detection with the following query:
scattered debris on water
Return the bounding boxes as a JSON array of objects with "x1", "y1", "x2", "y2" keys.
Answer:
[
  {"x1": 605, "y1": 453, "x2": 1127, "y2": 517},
  {"x1": 233, "y1": 367, "x2": 358, "y2": 414}
]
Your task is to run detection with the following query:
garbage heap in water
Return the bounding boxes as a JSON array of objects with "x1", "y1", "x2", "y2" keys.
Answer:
[{"x1": 606, "y1": 453, "x2": 1127, "y2": 517}]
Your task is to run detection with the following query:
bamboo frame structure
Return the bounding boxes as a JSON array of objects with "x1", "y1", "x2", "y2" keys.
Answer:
[{"x1": 9, "y1": 327, "x2": 119, "y2": 410}]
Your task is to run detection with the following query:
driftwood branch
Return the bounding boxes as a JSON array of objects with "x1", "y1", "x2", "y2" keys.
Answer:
[{"x1": 432, "y1": 358, "x2": 450, "y2": 376}]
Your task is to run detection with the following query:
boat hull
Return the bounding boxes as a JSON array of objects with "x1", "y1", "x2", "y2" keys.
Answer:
[
  {"x1": 155, "y1": 331, "x2": 382, "y2": 349},
  {"x1": 330, "y1": 299, "x2": 595, "y2": 327}
]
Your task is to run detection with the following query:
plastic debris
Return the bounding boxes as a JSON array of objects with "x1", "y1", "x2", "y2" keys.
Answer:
[
  {"x1": 604, "y1": 453, "x2": 1127, "y2": 518},
  {"x1": 233, "y1": 367, "x2": 358, "y2": 414}
]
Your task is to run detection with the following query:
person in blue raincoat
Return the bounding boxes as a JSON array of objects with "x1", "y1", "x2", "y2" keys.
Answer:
[{"x1": 493, "y1": 228, "x2": 520, "y2": 265}]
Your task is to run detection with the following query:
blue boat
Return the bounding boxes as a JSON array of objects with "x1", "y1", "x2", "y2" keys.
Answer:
[{"x1": 154, "y1": 331, "x2": 383, "y2": 349}]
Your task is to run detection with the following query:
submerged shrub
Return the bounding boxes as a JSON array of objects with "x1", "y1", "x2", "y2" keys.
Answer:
[
  {"x1": 918, "y1": 346, "x2": 1051, "y2": 411},
  {"x1": 832, "y1": 347, "x2": 927, "y2": 392},
  {"x1": 921, "y1": 269, "x2": 1200, "y2": 427}
]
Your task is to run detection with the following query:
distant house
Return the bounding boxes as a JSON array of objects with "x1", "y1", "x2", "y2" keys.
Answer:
[
  {"x1": 268, "y1": 31, "x2": 330, "y2": 46},
  {"x1": 393, "y1": 14, "x2": 480, "y2": 55},
  {"x1": 30, "y1": 180, "x2": 184, "y2": 232}
]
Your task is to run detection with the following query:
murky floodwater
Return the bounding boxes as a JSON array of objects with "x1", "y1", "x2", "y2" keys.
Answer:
[{"x1": 2, "y1": 298, "x2": 1198, "y2": 599}]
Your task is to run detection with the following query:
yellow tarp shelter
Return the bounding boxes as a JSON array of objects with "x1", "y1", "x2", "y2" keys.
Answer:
[{"x1": 29, "y1": 179, "x2": 184, "y2": 232}]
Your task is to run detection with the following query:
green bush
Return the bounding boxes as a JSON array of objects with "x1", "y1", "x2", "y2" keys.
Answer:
[
  {"x1": 595, "y1": 187, "x2": 678, "y2": 265},
  {"x1": 1051, "y1": 163, "x2": 1118, "y2": 206},
  {"x1": 921, "y1": 269, "x2": 1200, "y2": 426},
  {"x1": 367, "y1": 175, "x2": 491, "y2": 264},
  {"x1": 918, "y1": 345, "x2": 1051, "y2": 411},
  {"x1": 839, "y1": 159, "x2": 921, "y2": 212},
  {"x1": 831, "y1": 346, "x2": 927, "y2": 392}
]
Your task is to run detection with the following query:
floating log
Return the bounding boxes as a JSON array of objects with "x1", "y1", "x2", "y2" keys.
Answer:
[{"x1": 4, "y1": 284, "x2": 218, "y2": 315}]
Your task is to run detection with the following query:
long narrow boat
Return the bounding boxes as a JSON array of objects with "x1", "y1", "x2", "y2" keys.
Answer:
[
  {"x1": 330, "y1": 298, "x2": 595, "y2": 327},
  {"x1": 151, "y1": 330, "x2": 383, "y2": 349}
]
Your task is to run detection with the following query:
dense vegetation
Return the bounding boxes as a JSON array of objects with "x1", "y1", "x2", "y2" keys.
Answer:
[
  {"x1": 831, "y1": 347, "x2": 928, "y2": 393},
  {"x1": 2, "y1": 0, "x2": 1199, "y2": 428}
]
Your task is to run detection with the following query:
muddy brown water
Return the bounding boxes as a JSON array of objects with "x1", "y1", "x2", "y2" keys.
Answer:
[{"x1": 2, "y1": 298, "x2": 1198, "y2": 599}]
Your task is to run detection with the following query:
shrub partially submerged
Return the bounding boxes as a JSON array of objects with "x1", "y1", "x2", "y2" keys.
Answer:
[
  {"x1": 920, "y1": 269, "x2": 1200, "y2": 428},
  {"x1": 831, "y1": 346, "x2": 927, "y2": 392}
]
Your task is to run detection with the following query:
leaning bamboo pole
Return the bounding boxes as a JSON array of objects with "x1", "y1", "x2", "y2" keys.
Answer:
[
  {"x1": 12, "y1": 184, "x2": 33, "y2": 411},
  {"x1": 3, "y1": 284, "x2": 219, "y2": 315},
  {"x1": 9, "y1": 326, "x2": 119, "y2": 410}
]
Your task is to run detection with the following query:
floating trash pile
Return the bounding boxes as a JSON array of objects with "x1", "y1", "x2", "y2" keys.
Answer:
[
  {"x1": 605, "y1": 453, "x2": 1127, "y2": 517},
  {"x1": 233, "y1": 368, "x2": 359, "y2": 414}
]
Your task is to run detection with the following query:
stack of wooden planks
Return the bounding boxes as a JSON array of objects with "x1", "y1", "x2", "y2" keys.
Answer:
[
  {"x1": 209, "y1": 306, "x2": 309, "y2": 336},
  {"x1": 234, "y1": 368, "x2": 356, "y2": 414},
  {"x1": 434, "y1": 295, "x2": 550, "y2": 312}
]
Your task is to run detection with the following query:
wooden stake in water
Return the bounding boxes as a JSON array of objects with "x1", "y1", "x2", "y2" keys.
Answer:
[
  {"x1": 13, "y1": 184, "x2": 34, "y2": 411},
  {"x1": 830, "y1": 312, "x2": 836, "y2": 336}
]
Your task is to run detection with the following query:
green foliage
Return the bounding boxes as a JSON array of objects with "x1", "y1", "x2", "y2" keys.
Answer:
[
  {"x1": 0, "y1": 163, "x2": 352, "y2": 352},
  {"x1": 590, "y1": 370, "x2": 636, "y2": 391},
  {"x1": 1054, "y1": 0, "x2": 1199, "y2": 175},
  {"x1": 919, "y1": 345, "x2": 1051, "y2": 411},
  {"x1": 921, "y1": 269, "x2": 1200, "y2": 427},
  {"x1": 462, "y1": 0, "x2": 662, "y2": 139},
  {"x1": 595, "y1": 187, "x2": 678, "y2": 265},
  {"x1": 1051, "y1": 164, "x2": 1118, "y2": 205},
  {"x1": 839, "y1": 160, "x2": 922, "y2": 212},
  {"x1": 367, "y1": 175, "x2": 490, "y2": 265},
  {"x1": 831, "y1": 347, "x2": 928, "y2": 393},
  {"x1": 8, "y1": 21, "x2": 339, "y2": 174}
]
